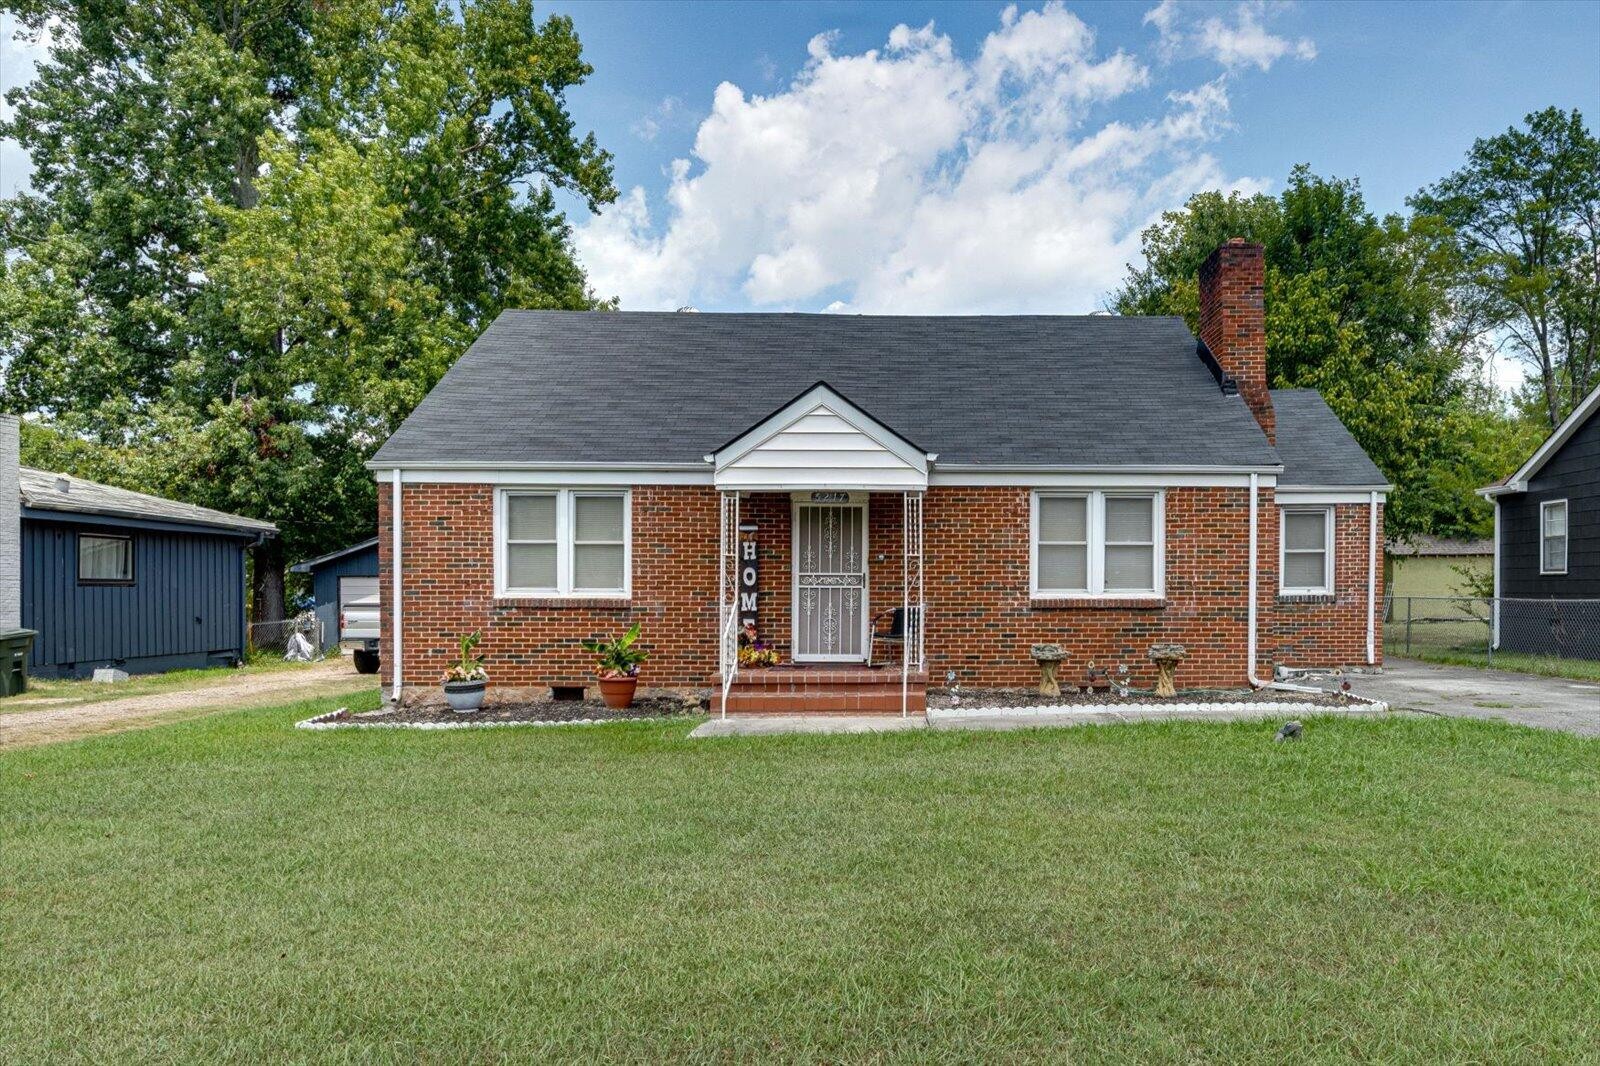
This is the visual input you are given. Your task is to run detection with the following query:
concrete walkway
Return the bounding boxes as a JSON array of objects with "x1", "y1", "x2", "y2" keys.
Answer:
[{"x1": 1328, "y1": 658, "x2": 1600, "y2": 738}]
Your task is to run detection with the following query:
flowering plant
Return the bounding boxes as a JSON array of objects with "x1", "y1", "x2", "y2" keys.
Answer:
[
  {"x1": 580, "y1": 622, "x2": 649, "y2": 679},
  {"x1": 443, "y1": 632, "x2": 487, "y2": 684},
  {"x1": 738, "y1": 642, "x2": 780, "y2": 668}
]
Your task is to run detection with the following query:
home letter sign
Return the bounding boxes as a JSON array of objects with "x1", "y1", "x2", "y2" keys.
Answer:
[{"x1": 738, "y1": 537, "x2": 759, "y2": 624}]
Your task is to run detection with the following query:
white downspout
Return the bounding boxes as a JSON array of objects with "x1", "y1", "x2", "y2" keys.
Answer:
[
  {"x1": 391, "y1": 468, "x2": 403, "y2": 703},
  {"x1": 1491, "y1": 501, "x2": 1501, "y2": 649},
  {"x1": 1248, "y1": 472, "x2": 1320, "y2": 693},
  {"x1": 1366, "y1": 490, "x2": 1378, "y2": 666}
]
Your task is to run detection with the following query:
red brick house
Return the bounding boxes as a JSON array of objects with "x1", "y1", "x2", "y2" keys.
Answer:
[{"x1": 370, "y1": 239, "x2": 1388, "y2": 712}]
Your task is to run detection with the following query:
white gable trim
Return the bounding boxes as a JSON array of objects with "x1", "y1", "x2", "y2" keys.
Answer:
[
  {"x1": 710, "y1": 383, "x2": 931, "y2": 492},
  {"x1": 1478, "y1": 381, "x2": 1600, "y2": 497}
]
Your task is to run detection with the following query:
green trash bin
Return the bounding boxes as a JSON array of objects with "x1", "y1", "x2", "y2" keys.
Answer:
[{"x1": 0, "y1": 629, "x2": 38, "y2": 697}]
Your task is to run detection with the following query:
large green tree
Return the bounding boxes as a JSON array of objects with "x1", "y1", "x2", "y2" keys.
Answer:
[
  {"x1": 0, "y1": 0, "x2": 615, "y2": 620},
  {"x1": 1411, "y1": 108, "x2": 1599, "y2": 428},
  {"x1": 1112, "y1": 166, "x2": 1516, "y2": 539}
]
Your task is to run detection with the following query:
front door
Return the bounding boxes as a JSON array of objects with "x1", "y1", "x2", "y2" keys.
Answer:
[{"x1": 793, "y1": 502, "x2": 868, "y2": 662}]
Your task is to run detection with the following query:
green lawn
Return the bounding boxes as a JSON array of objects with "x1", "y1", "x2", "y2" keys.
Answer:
[
  {"x1": 3, "y1": 697, "x2": 1597, "y2": 1061},
  {"x1": 1402, "y1": 646, "x2": 1600, "y2": 682}
]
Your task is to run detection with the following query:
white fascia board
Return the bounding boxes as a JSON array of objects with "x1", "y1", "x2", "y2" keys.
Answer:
[
  {"x1": 712, "y1": 383, "x2": 932, "y2": 474},
  {"x1": 388, "y1": 466, "x2": 713, "y2": 486},
  {"x1": 1276, "y1": 486, "x2": 1391, "y2": 504},
  {"x1": 1497, "y1": 381, "x2": 1600, "y2": 489},
  {"x1": 932, "y1": 468, "x2": 1278, "y2": 488},
  {"x1": 385, "y1": 465, "x2": 1290, "y2": 488},
  {"x1": 1476, "y1": 482, "x2": 1523, "y2": 499}
]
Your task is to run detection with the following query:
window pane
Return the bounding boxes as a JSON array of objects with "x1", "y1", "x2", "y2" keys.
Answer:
[
  {"x1": 1038, "y1": 544, "x2": 1088, "y2": 590},
  {"x1": 1038, "y1": 496, "x2": 1086, "y2": 541},
  {"x1": 79, "y1": 536, "x2": 132, "y2": 581},
  {"x1": 507, "y1": 494, "x2": 556, "y2": 540},
  {"x1": 1104, "y1": 545, "x2": 1155, "y2": 591},
  {"x1": 1543, "y1": 539, "x2": 1567, "y2": 572},
  {"x1": 1284, "y1": 551, "x2": 1327, "y2": 589},
  {"x1": 507, "y1": 543, "x2": 557, "y2": 589},
  {"x1": 1544, "y1": 503, "x2": 1567, "y2": 536},
  {"x1": 573, "y1": 544, "x2": 625, "y2": 590},
  {"x1": 574, "y1": 495, "x2": 624, "y2": 541},
  {"x1": 1284, "y1": 511, "x2": 1327, "y2": 551},
  {"x1": 1104, "y1": 497, "x2": 1153, "y2": 543}
]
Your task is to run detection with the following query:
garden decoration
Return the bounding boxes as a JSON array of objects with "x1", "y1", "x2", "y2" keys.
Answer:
[
  {"x1": 442, "y1": 632, "x2": 488, "y2": 712},
  {"x1": 1147, "y1": 643, "x2": 1187, "y2": 698},
  {"x1": 1030, "y1": 644, "x2": 1066, "y2": 697},
  {"x1": 581, "y1": 622, "x2": 649, "y2": 709}
]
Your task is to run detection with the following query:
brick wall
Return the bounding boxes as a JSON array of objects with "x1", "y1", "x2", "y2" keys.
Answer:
[{"x1": 380, "y1": 483, "x2": 1380, "y2": 697}]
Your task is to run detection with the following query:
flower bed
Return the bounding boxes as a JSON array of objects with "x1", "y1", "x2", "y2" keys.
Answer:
[
  {"x1": 928, "y1": 686, "x2": 1382, "y2": 714},
  {"x1": 298, "y1": 693, "x2": 704, "y2": 731}
]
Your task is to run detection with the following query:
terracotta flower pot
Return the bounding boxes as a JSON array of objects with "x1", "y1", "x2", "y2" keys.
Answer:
[{"x1": 598, "y1": 675, "x2": 638, "y2": 709}]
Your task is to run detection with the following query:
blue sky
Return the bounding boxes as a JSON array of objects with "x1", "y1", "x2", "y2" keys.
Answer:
[{"x1": 3, "y1": 1, "x2": 1597, "y2": 321}]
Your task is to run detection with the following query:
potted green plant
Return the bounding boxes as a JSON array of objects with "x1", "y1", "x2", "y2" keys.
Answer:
[
  {"x1": 442, "y1": 632, "x2": 488, "y2": 712},
  {"x1": 580, "y1": 622, "x2": 649, "y2": 709}
]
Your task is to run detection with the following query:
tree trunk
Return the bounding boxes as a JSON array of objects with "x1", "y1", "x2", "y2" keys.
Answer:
[{"x1": 251, "y1": 538, "x2": 287, "y2": 624}]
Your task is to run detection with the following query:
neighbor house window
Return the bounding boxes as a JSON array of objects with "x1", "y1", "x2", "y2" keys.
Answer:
[
  {"x1": 1031, "y1": 492, "x2": 1162, "y2": 597},
  {"x1": 498, "y1": 489, "x2": 630, "y2": 596},
  {"x1": 1541, "y1": 499, "x2": 1569, "y2": 575},
  {"x1": 78, "y1": 533, "x2": 134, "y2": 584},
  {"x1": 1280, "y1": 507, "x2": 1334, "y2": 595}
]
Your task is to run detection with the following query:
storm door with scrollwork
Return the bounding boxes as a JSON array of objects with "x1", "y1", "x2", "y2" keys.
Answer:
[{"x1": 793, "y1": 503, "x2": 867, "y2": 661}]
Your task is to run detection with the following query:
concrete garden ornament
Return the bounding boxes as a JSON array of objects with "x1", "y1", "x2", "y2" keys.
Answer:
[
  {"x1": 1030, "y1": 644, "x2": 1065, "y2": 697},
  {"x1": 442, "y1": 632, "x2": 488, "y2": 712},
  {"x1": 1147, "y1": 643, "x2": 1187, "y2": 698}
]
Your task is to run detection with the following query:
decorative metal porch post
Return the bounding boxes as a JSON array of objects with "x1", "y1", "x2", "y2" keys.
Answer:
[
  {"x1": 719, "y1": 490, "x2": 740, "y2": 719},
  {"x1": 902, "y1": 491, "x2": 925, "y2": 717}
]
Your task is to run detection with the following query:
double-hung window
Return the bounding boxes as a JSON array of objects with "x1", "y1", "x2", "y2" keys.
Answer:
[
  {"x1": 1540, "y1": 499, "x2": 1569, "y2": 575},
  {"x1": 1280, "y1": 507, "x2": 1334, "y2": 595},
  {"x1": 499, "y1": 489, "x2": 630, "y2": 597},
  {"x1": 1032, "y1": 491, "x2": 1162, "y2": 597}
]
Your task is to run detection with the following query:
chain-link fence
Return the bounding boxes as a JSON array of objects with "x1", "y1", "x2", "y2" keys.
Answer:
[
  {"x1": 248, "y1": 614, "x2": 324, "y2": 661},
  {"x1": 1385, "y1": 596, "x2": 1600, "y2": 664}
]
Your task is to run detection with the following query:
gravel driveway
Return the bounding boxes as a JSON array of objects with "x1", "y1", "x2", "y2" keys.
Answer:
[
  {"x1": 1, "y1": 659, "x2": 378, "y2": 749},
  {"x1": 1334, "y1": 658, "x2": 1600, "y2": 738}
]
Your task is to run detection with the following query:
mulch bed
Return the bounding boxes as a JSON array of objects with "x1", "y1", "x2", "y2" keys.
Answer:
[
  {"x1": 350, "y1": 693, "x2": 705, "y2": 726},
  {"x1": 927, "y1": 687, "x2": 1356, "y2": 710}
]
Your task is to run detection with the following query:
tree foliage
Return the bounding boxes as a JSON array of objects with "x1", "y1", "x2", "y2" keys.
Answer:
[
  {"x1": 1112, "y1": 166, "x2": 1532, "y2": 540},
  {"x1": 0, "y1": 0, "x2": 616, "y2": 619},
  {"x1": 1411, "y1": 107, "x2": 1600, "y2": 428}
]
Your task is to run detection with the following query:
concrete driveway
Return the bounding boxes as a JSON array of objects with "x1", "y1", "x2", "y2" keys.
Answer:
[{"x1": 1337, "y1": 658, "x2": 1600, "y2": 738}]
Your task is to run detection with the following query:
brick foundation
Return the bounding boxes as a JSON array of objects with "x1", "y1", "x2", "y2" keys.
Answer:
[{"x1": 379, "y1": 484, "x2": 1381, "y2": 699}]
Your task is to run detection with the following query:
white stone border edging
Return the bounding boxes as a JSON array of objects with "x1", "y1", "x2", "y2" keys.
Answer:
[
  {"x1": 295, "y1": 708, "x2": 686, "y2": 731},
  {"x1": 928, "y1": 696, "x2": 1388, "y2": 720}
]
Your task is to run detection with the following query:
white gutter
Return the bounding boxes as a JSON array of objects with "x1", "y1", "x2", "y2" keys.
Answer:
[
  {"x1": 1367, "y1": 490, "x2": 1378, "y2": 665},
  {"x1": 391, "y1": 468, "x2": 403, "y2": 703}
]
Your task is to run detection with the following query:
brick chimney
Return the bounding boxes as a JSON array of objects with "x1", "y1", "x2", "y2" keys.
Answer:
[
  {"x1": 1198, "y1": 238, "x2": 1274, "y2": 443},
  {"x1": 0, "y1": 415, "x2": 20, "y2": 631}
]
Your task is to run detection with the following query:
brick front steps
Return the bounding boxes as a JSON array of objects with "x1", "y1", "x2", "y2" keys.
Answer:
[{"x1": 709, "y1": 665, "x2": 928, "y2": 714}]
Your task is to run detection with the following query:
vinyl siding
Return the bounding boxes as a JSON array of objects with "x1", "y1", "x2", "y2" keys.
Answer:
[{"x1": 1499, "y1": 404, "x2": 1600, "y2": 601}]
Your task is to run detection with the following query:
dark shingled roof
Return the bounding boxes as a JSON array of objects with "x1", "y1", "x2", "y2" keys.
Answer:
[
  {"x1": 1270, "y1": 389, "x2": 1389, "y2": 488},
  {"x1": 20, "y1": 468, "x2": 278, "y2": 535},
  {"x1": 372, "y1": 312, "x2": 1283, "y2": 469}
]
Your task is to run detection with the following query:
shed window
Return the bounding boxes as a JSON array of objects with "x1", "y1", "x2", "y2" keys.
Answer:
[
  {"x1": 79, "y1": 534, "x2": 134, "y2": 584},
  {"x1": 1031, "y1": 491, "x2": 1163, "y2": 597},
  {"x1": 1541, "y1": 499, "x2": 1568, "y2": 575},
  {"x1": 1280, "y1": 508, "x2": 1334, "y2": 595},
  {"x1": 498, "y1": 489, "x2": 630, "y2": 597}
]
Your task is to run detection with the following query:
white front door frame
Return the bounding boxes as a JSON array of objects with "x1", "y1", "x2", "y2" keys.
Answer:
[{"x1": 791, "y1": 499, "x2": 870, "y2": 662}]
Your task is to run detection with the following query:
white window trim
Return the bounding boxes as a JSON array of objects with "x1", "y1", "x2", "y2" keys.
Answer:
[
  {"x1": 1030, "y1": 490, "x2": 1165, "y2": 598},
  {"x1": 494, "y1": 488, "x2": 632, "y2": 598},
  {"x1": 1540, "y1": 498, "x2": 1569, "y2": 576},
  {"x1": 1280, "y1": 506, "x2": 1335, "y2": 595}
]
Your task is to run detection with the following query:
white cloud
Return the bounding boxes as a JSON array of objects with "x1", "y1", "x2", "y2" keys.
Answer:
[
  {"x1": 1145, "y1": 1, "x2": 1316, "y2": 72},
  {"x1": 575, "y1": 2, "x2": 1272, "y2": 313},
  {"x1": 630, "y1": 95, "x2": 690, "y2": 143}
]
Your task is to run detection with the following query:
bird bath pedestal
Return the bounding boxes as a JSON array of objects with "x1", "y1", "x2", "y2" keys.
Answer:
[
  {"x1": 1147, "y1": 643, "x2": 1186, "y2": 698},
  {"x1": 1030, "y1": 644, "x2": 1066, "y2": 697}
]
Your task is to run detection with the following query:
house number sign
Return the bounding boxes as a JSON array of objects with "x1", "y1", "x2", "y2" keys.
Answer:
[{"x1": 809, "y1": 491, "x2": 850, "y2": 503}]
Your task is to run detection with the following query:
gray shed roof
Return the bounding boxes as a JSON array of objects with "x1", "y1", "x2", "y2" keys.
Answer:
[
  {"x1": 1269, "y1": 390, "x2": 1389, "y2": 488},
  {"x1": 290, "y1": 537, "x2": 379, "y2": 573},
  {"x1": 20, "y1": 467, "x2": 278, "y2": 536},
  {"x1": 372, "y1": 311, "x2": 1284, "y2": 470}
]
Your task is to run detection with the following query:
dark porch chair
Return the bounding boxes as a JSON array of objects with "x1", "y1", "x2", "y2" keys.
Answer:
[{"x1": 867, "y1": 607, "x2": 905, "y2": 668}]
